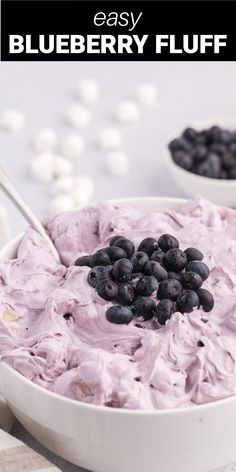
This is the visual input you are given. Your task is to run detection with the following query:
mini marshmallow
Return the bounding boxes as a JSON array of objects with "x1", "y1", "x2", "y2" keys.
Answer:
[
  {"x1": 51, "y1": 175, "x2": 75, "y2": 196},
  {"x1": 49, "y1": 195, "x2": 75, "y2": 214},
  {"x1": 115, "y1": 100, "x2": 140, "y2": 125},
  {"x1": 97, "y1": 127, "x2": 122, "y2": 151},
  {"x1": 30, "y1": 152, "x2": 55, "y2": 183},
  {"x1": 53, "y1": 155, "x2": 73, "y2": 178},
  {"x1": 72, "y1": 175, "x2": 95, "y2": 206},
  {"x1": 135, "y1": 83, "x2": 157, "y2": 107},
  {"x1": 61, "y1": 134, "x2": 84, "y2": 160},
  {"x1": 65, "y1": 103, "x2": 91, "y2": 129},
  {"x1": 105, "y1": 151, "x2": 129, "y2": 177},
  {"x1": 0, "y1": 108, "x2": 25, "y2": 132},
  {"x1": 76, "y1": 78, "x2": 99, "y2": 105},
  {"x1": 51, "y1": 174, "x2": 94, "y2": 207},
  {"x1": 33, "y1": 127, "x2": 57, "y2": 151}
]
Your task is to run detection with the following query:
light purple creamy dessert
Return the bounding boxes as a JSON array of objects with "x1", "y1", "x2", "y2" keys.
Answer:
[{"x1": 0, "y1": 196, "x2": 236, "y2": 410}]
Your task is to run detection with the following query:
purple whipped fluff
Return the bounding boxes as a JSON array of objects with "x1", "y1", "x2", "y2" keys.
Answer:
[{"x1": 0, "y1": 196, "x2": 236, "y2": 410}]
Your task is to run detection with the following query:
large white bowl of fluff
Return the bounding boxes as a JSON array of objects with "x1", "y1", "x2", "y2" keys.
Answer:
[
  {"x1": 0, "y1": 196, "x2": 236, "y2": 472},
  {"x1": 164, "y1": 119, "x2": 236, "y2": 207}
]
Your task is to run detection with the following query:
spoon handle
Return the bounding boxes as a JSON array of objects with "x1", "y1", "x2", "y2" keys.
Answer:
[{"x1": 0, "y1": 167, "x2": 60, "y2": 262}]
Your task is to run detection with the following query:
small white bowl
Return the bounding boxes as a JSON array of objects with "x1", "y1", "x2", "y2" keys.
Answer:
[
  {"x1": 164, "y1": 119, "x2": 236, "y2": 207},
  {"x1": 0, "y1": 197, "x2": 236, "y2": 472}
]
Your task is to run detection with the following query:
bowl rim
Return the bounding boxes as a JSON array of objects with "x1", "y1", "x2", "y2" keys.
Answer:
[
  {"x1": 164, "y1": 118, "x2": 236, "y2": 185},
  {"x1": 1, "y1": 194, "x2": 236, "y2": 418}
]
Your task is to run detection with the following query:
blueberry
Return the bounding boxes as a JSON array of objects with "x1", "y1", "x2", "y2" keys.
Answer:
[
  {"x1": 105, "y1": 246, "x2": 127, "y2": 262},
  {"x1": 196, "y1": 288, "x2": 214, "y2": 312},
  {"x1": 208, "y1": 125, "x2": 222, "y2": 142},
  {"x1": 163, "y1": 248, "x2": 187, "y2": 272},
  {"x1": 229, "y1": 142, "x2": 236, "y2": 154},
  {"x1": 134, "y1": 297, "x2": 156, "y2": 321},
  {"x1": 195, "y1": 153, "x2": 221, "y2": 179},
  {"x1": 106, "y1": 305, "x2": 133, "y2": 324},
  {"x1": 169, "y1": 138, "x2": 192, "y2": 153},
  {"x1": 87, "y1": 268, "x2": 101, "y2": 288},
  {"x1": 182, "y1": 127, "x2": 197, "y2": 142},
  {"x1": 208, "y1": 151, "x2": 221, "y2": 166},
  {"x1": 210, "y1": 143, "x2": 227, "y2": 156},
  {"x1": 186, "y1": 261, "x2": 209, "y2": 281},
  {"x1": 131, "y1": 251, "x2": 149, "y2": 273},
  {"x1": 172, "y1": 151, "x2": 192, "y2": 170},
  {"x1": 222, "y1": 152, "x2": 235, "y2": 169},
  {"x1": 229, "y1": 166, "x2": 236, "y2": 179},
  {"x1": 158, "y1": 234, "x2": 179, "y2": 252},
  {"x1": 167, "y1": 271, "x2": 182, "y2": 281},
  {"x1": 177, "y1": 290, "x2": 199, "y2": 313},
  {"x1": 194, "y1": 133, "x2": 207, "y2": 146},
  {"x1": 207, "y1": 153, "x2": 221, "y2": 177},
  {"x1": 184, "y1": 247, "x2": 204, "y2": 261},
  {"x1": 195, "y1": 161, "x2": 212, "y2": 178},
  {"x1": 97, "y1": 280, "x2": 118, "y2": 301},
  {"x1": 150, "y1": 249, "x2": 165, "y2": 265},
  {"x1": 220, "y1": 129, "x2": 232, "y2": 144},
  {"x1": 181, "y1": 271, "x2": 203, "y2": 290},
  {"x1": 203, "y1": 129, "x2": 212, "y2": 142},
  {"x1": 87, "y1": 266, "x2": 111, "y2": 288},
  {"x1": 169, "y1": 139, "x2": 181, "y2": 152},
  {"x1": 112, "y1": 258, "x2": 133, "y2": 283},
  {"x1": 220, "y1": 170, "x2": 228, "y2": 179},
  {"x1": 156, "y1": 300, "x2": 176, "y2": 325},
  {"x1": 144, "y1": 261, "x2": 168, "y2": 281},
  {"x1": 75, "y1": 255, "x2": 91, "y2": 267},
  {"x1": 157, "y1": 279, "x2": 182, "y2": 301},
  {"x1": 112, "y1": 237, "x2": 135, "y2": 259},
  {"x1": 136, "y1": 275, "x2": 158, "y2": 296},
  {"x1": 116, "y1": 283, "x2": 136, "y2": 305},
  {"x1": 192, "y1": 145, "x2": 207, "y2": 162},
  {"x1": 138, "y1": 237, "x2": 158, "y2": 256},
  {"x1": 109, "y1": 235, "x2": 123, "y2": 246},
  {"x1": 90, "y1": 250, "x2": 110, "y2": 267}
]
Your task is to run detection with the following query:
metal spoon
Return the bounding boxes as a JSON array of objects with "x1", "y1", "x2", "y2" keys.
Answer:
[{"x1": 0, "y1": 167, "x2": 60, "y2": 262}]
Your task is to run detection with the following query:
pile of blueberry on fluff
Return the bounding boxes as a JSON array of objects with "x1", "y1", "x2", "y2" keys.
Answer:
[
  {"x1": 75, "y1": 234, "x2": 214, "y2": 326},
  {"x1": 169, "y1": 125, "x2": 236, "y2": 179}
]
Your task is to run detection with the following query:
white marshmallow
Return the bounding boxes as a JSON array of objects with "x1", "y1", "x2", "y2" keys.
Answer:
[
  {"x1": 53, "y1": 155, "x2": 73, "y2": 178},
  {"x1": 51, "y1": 176, "x2": 75, "y2": 196},
  {"x1": 65, "y1": 103, "x2": 91, "y2": 129},
  {"x1": 135, "y1": 83, "x2": 157, "y2": 107},
  {"x1": 51, "y1": 174, "x2": 94, "y2": 208},
  {"x1": 0, "y1": 108, "x2": 25, "y2": 132},
  {"x1": 105, "y1": 151, "x2": 129, "y2": 177},
  {"x1": 115, "y1": 100, "x2": 140, "y2": 124},
  {"x1": 49, "y1": 195, "x2": 75, "y2": 214},
  {"x1": 76, "y1": 78, "x2": 99, "y2": 105},
  {"x1": 30, "y1": 152, "x2": 55, "y2": 183},
  {"x1": 33, "y1": 127, "x2": 57, "y2": 151},
  {"x1": 97, "y1": 127, "x2": 122, "y2": 151},
  {"x1": 61, "y1": 134, "x2": 84, "y2": 160},
  {"x1": 30, "y1": 152, "x2": 73, "y2": 184},
  {"x1": 72, "y1": 175, "x2": 95, "y2": 206}
]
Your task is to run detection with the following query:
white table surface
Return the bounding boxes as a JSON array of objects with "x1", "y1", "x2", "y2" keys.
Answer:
[{"x1": 1, "y1": 61, "x2": 236, "y2": 471}]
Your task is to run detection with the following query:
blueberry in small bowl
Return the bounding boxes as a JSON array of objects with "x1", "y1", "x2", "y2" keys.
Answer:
[{"x1": 165, "y1": 119, "x2": 236, "y2": 206}]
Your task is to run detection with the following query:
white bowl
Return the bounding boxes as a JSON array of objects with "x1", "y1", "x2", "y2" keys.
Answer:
[
  {"x1": 164, "y1": 119, "x2": 236, "y2": 207},
  {"x1": 0, "y1": 197, "x2": 236, "y2": 472}
]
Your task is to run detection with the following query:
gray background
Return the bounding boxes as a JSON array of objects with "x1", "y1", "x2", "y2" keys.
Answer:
[
  {"x1": 1, "y1": 62, "x2": 236, "y2": 471},
  {"x1": 1, "y1": 62, "x2": 236, "y2": 237}
]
